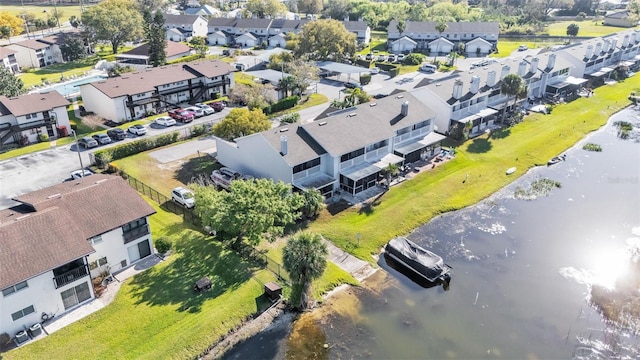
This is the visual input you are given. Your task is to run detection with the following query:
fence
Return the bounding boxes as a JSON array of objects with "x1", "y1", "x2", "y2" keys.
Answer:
[{"x1": 121, "y1": 172, "x2": 290, "y2": 284}]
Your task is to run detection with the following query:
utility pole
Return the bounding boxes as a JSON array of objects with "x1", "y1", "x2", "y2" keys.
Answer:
[{"x1": 71, "y1": 130, "x2": 85, "y2": 175}]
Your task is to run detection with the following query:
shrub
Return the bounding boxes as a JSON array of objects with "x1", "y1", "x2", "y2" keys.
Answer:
[
  {"x1": 263, "y1": 95, "x2": 299, "y2": 115},
  {"x1": 355, "y1": 59, "x2": 371, "y2": 68},
  {"x1": 190, "y1": 124, "x2": 208, "y2": 137},
  {"x1": 94, "y1": 131, "x2": 180, "y2": 166},
  {"x1": 0, "y1": 332, "x2": 11, "y2": 351},
  {"x1": 403, "y1": 53, "x2": 424, "y2": 65},
  {"x1": 38, "y1": 133, "x2": 49, "y2": 142},
  {"x1": 360, "y1": 73, "x2": 371, "y2": 85},
  {"x1": 583, "y1": 143, "x2": 602, "y2": 152},
  {"x1": 155, "y1": 237, "x2": 172, "y2": 254},
  {"x1": 389, "y1": 67, "x2": 399, "y2": 78},
  {"x1": 280, "y1": 113, "x2": 300, "y2": 123}
]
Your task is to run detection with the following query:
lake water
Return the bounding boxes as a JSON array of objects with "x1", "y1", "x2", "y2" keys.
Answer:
[{"x1": 224, "y1": 107, "x2": 640, "y2": 359}]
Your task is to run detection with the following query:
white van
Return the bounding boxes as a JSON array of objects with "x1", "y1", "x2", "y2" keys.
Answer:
[{"x1": 419, "y1": 64, "x2": 437, "y2": 73}]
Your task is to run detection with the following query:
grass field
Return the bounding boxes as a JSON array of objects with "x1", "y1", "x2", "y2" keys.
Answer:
[
  {"x1": 308, "y1": 78, "x2": 638, "y2": 261},
  {"x1": 0, "y1": 5, "x2": 84, "y2": 25},
  {"x1": 492, "y1": 39, "x2": 565, "y2": 58},
  {"x1": 545, "y1": 20, "x2": 637, "y2": 37}
]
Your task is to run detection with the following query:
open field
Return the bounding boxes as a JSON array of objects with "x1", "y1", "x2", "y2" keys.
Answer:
[
  {"x1": 308, "y1": 78, "x2": 638, "y2": 261},
  {"x1": 544, "y1": 20, "x2": 637, "y2": 37},
  {"x1": 493, "y1": 39, "x2": 565, "y2": 58},
  {"x1": 0, "y1": 5, "x2": 84, "y2": 24}
]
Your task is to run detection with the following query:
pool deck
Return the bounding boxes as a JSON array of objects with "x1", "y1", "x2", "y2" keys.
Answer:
[{"x1": 28, "y1": 70, "x2": 107, "y2": 97}]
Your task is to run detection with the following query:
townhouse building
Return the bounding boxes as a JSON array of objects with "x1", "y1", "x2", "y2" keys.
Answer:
[
  {"x1": 79, "y1": 59, "x2": 234, "y2": 123},
  {"x1": 216, "y1": 93, "x2": 444, "y2": 197},
  {"x1": 0, "y1": 175, "x2": 156, "y2": 338},
  {"x1": 115, "y1": 41, "x2": 194, "y2": 68},
  {"x1": 0, "y1": 47, "x2": 20, "y2": 74},
  {"x1": 164, "y1": 14, "x2": 209, "y2": 42},
  {"x1": 6, "y1": 38, "x2": 60, "y2": 69},
  {"x1": 0, "y1": 91, "x2": 71, "y2": 149}
]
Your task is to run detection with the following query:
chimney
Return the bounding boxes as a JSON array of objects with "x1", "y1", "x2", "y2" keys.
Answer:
[
  {"x1": 452, "y1": 79, "x2": 464, "y2": 99},
  {"x1": 280, "y1": 135, "x2": 288, "y2": 155},
  {"x1": 500, "y1": 65, "x2": 510, "y2": 80},
  {"x1": 518, "y1": 61, "x2": 527, "y2": 76},
  {"x1": 595, "y1": 42, "x2": 602, "y2": 54},
  {"x1": 469, "y1": 76, "x2": 480, "y2": 94},
  {"x1": 529, "y1": 57, "x2": 539, "y2": 74},
  {"x1": 611, "y1": 38, "x2": 617, "y2": 49},
  {"x1": 585, "y1": 45, "x2": 593, "y2": 59},
  {"x1": 603, "y1": 40, "x2": 610, "y2": 53},
  {"x1": 546, "y1": 54, "x2": 556, "y2": 69},
  {"x1": 486, "y1": 70, "x2": 497, "y2": 87},
  {"x1": 634, "y1": 32, "x2": 640, "y2": 44},
  {"x1": 401, "y1": 101, "x2": 409, "y2": 116}
]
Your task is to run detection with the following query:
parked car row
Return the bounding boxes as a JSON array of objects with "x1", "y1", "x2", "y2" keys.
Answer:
[{"x1": 362, "y1": 53, "x2": 405, "y2": 63}]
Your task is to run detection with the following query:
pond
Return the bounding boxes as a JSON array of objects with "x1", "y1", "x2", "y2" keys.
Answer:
[{"x1": 224, "y1": 107, "x2": 640, "y2": 359}]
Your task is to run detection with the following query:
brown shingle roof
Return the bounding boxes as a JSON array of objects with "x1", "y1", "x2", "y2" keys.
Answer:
[
  {"x1": 182, "y1": 59, "x2": 235, "y2": 78},
  {"x1": 0, "y1": 91, "x2": 70, "y2": 117},
  {"x1": 121, "y1": 40, "x2": 192, "y2": 58},
  {"x1": 0, "y1": 174, "x2": 155, "y2": 289},
  {"x1": 12, "y1": 38, "x2": 50, "y2": 50},
  {"x1": 0, "y1": 47, "x2": 17, "y2": 58}
]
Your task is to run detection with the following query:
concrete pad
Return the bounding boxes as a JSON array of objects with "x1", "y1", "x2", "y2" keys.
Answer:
[
  {"x1": 323, "y1": 239, "x2": 377, "y2": 282},
  {"x1": 149, "y1": 136, "x2": 217, "y2": 164}
]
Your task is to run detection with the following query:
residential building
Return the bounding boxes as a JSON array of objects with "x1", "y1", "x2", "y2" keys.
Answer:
[
  {"x1": 603, "y1": 10, "x2": 639, "y2": 28},
  {"x1": 0, "y1": 91, "x2": 71, "y2": 149},
  {"x1": 184, "y1": 4, "x2": 223, "y2": 17},
  {"x1": 343, "y1": 19, "x2": 371, "y2": 45},
  {"x1": 387, "y1": 21, "x2": 500, "y2": 56},
  {"x1": 557, "y1": 30, "x2": 640, "y2": 84},
  {"x1": 0, "y1": 174, "x2": 156, "y2": 338},
  {"x1": 216, "y1": 92, "x2": 444, "y2": 197},
  {"x1": 79, "y1": 59, "x2": 235, "y2": 122},
  {"x1": 6, "y1": 39, "x2": 60, "y2": 69},
  {"x1": 411, "y1": 52, "x2": 575, "y2": 135},
  {"x1": 164, "y1": 14, "x2": 209, "y2": 42},
  {"x1": 115, "y1": 41, "x2": 194, "y2": 68},
  {"x1": 0, "y1": 47, "x2": 20, "y2": 73}
]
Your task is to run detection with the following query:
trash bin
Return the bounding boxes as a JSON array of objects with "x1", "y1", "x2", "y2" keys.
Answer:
[
  {"x1": 28, "y1": 323, "x2": 42, "y2": 338},
  {"x1": 264, "y1": 282, "x2": 282, "y2": 301},
  {"x1": 56, "y1": 125, "x2": 68, "y2": 137}
]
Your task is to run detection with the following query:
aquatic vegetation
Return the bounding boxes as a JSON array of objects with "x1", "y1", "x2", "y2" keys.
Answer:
[
  {"x1": 514, "y1": 178, "x2": 562, "y2": 200},
  {"x1": 583, "y1": 143, "x2": 603, "y2": 152},
  {"x1": 614, "y1": 121, "x2": 634, "y2": 140}
]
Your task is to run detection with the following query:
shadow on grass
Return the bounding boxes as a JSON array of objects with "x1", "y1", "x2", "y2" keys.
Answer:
[
  {"x1": 489, "y1": 128, "x2": 511, "y2": 139},
  {"x1": 358, "y1": 191, "x2": 385, "y2": 216},
  {"x1": 127, "y1": 230, "x2": 257, "y2": 313},
  {"x1": 466, "y1": 138, "x2": 493, "y2": 153},
  {"x1": 175, "y1": 155, "x2": 220, "y2": 184},
  {"x1": 326, "y1": 199, "x2": 352, "y2": 216}
]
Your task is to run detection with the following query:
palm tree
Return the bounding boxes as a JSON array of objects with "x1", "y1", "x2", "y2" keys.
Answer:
[
  {"x1": 500, "y1": 73, "x2": 527, "y2": 116},
  {"x1": 382, "y1": 163, "x2": 400, "y2": 188},
  {"x1": 300, "y1": 189, "x2": 325, "y2": 219},
  {"x1": 278, "y1": 75, "x2": 296, "y2": 97},
  {"x1": 434, "y1": 21, "x2": 448, "y2": 62},
  {"x1": 282, "y1": 232, "x2": 328, "y2": 310}
]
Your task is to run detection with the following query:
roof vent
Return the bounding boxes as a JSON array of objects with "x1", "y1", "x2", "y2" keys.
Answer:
[
  {"x1": 318, "y1": 121, "x2": 327, "y2": 126},
  {"x1": 396, "y1": 95, "x2": 404, "y2": 99},
  {"x1": 96, "y1": 179, "x2": 109, "y2": 184},
  {"x1": 279, "y1": 128, "x2": 289, "y2": 132},
  {"x1": 370, "y1": 102, "x2": 377, "y2": 107},
  {"x1": 47, "y1": 193, "x2": 61, "y2": 199},
  {"x1": 348, "y1": 113, "x2": 357, "y2": 117},
  {"x1": 435, "y1": 83, "x2": 442, "y2": 86}
]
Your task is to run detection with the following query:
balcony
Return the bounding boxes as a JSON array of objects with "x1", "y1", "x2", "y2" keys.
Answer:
[
  {"x1": 53, "y1": 265, "x2": 90, "y2": 289},
  {"x1": 123, "y1": 224, "x2": 150, "y2": 244}
]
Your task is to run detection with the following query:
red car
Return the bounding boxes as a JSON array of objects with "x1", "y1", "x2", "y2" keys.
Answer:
[
  {"x1": 212, "y1": 101, "x2": 225, "y2": 112},
  {"x1": 168, "y1": 109, "x2": 195, "y2": 123}
]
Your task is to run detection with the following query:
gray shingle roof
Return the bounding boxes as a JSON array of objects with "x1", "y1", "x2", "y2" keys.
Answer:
[
  {"x1": 235, "y1": 18, "x2": 273, "y2": 29},
  {"x1": 258, "y1": 124, "x2": 326, "y2": 166},
  {"x1": 164, "y1": 14, "x2": 204, "y2": 25},
  {"x1": 0, "y1": 175, "x2": 155, "y2": 289},
  {"x1": 388, "y1": 20, "x2": 499, "y2": 35},
  {"x1": 301, "y1": 93, "x2": 436, "y2": 157},
  {"x1": 343, "y1": 20, "x2": 369, "y2": 32},
  {"x1": 208, "y1": 18, "x2": 238, "y2": 27}
]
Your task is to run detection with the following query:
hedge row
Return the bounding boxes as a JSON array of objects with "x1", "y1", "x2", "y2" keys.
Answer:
[
  {"x1": 94, "y1": 131, "x2": 179, "y2": 166},
  {"x1": 355, "y1": 59, "x2": 371, "y2": 68},
  {"x1": 374, "y1": 63, "x2": 399, "y2": 72},
  {"x1": 263, "y1": 95, "x2": 299, "y2": 115}
]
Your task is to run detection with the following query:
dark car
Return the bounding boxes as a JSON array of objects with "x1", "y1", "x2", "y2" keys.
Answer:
[
  {"x1": 78, "y1": 136, "x2": 98, "y2": 149},
  {"x1": 373, "y1": 93, "x2": 388, "y2": 99},
  {"x1": 345, "y1": 82, "x2": 363, "y2": 90},
  {"x1": 222, "y1": 49, "x2": 231, "y2": 56},
  {"x1": 212, "y1": 102, "x2": 225, "y2": 112},
  {"x1": 107, "y1": 128, "x2": 126, "y2": 141}
]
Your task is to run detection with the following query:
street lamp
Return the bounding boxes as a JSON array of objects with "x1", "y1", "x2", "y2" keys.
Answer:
[{"x1": 71, "y1": 130, "x2": 85, "y2": 176}]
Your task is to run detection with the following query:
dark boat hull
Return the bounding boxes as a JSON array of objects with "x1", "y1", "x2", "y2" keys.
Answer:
[{"x1": 384, "y1": 237, "x2": 451, "y2": 283}]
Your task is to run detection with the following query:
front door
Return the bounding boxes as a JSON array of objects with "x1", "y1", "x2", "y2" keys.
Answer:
[{"x1": 60, "y1": 282, "x2": 92, "y2": 310}]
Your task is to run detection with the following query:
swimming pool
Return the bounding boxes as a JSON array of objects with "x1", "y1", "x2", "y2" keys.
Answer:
[{"x1": 38, "y1": 74, "x2": 108, "y2": 96}]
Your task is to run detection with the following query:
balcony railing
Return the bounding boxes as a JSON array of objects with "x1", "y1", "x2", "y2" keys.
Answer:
[
  {"x1": 123, "y1": 224, "x2": 150, "y2": 244},
  {"x1": 53, "y1": 265, "x2": 90, "y2": 289}
]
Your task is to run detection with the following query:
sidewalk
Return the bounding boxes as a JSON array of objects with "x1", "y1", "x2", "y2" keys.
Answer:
[{"x1": 323, "y1": 239, "x2": 377, "y2": 282}]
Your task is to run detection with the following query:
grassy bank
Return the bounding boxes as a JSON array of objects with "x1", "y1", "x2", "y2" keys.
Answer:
[
  {"x1": 309, "y1": 80, "x2": 636, "y2": 261},
  {"x1": 4, "y1": 201, "x2": 278, "y2": 360},
  {"x1": 544, "y1": 21, "x2": 635, "y2": 37}
]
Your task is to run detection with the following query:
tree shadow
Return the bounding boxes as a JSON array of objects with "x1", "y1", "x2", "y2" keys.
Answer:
[
  {"x1": 489, "y1": 128, "x2": 511, "y2": 139},
  {"x1": 126, "y1": 231, "x2": 257, "y2": 313},
  {"x1": 466, "y1": 138, "x2": 493, "y2": 153},
  {"x1": 358, "y1": 191, "x2": 385, "y2": 216},
  {"x1": 326, "y1": 199, "x2": 351, "y2": 216},
  {"x1": 175, "y1": 156, "x2": 220, "y2": 185}
]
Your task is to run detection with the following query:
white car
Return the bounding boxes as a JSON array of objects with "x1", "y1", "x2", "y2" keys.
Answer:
[
  {"x1": 184, "y1": 106, "x2": 205, "y2": 118},
  {"x1": 127, "y1": 124, "x2": 147, "y2": 136},
  {"x1": 195, "y1": 103, "x2": 214, "y2": 115},
  {"x1": 155, "y1": 116, "x2": 176, "y2": 127},
  {"x1": 518, "y1": 44, "x2": 529, "y2": 51},
  {"x1": 370, "y1": 67, "x2": 380, "y2": 74},
  {"x1": 70, "y1": 169, "x2": 93, "y2": 180},
  {"x1": 172, "y1": 187, "x2": 195, "y2": 208}
]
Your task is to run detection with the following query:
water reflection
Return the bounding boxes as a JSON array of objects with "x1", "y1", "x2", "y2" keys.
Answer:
[{"x1": 380, "y1": 253, "x2": 451, "y2": 291}]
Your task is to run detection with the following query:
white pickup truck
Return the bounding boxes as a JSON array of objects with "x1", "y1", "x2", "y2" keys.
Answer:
[{"x1": 210, "y1": 167, "x2": 252, "y2": 190}]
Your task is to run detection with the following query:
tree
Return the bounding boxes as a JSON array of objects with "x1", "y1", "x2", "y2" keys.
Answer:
[
  {"x1": 136, "y1": 0, "x2": 169, "y2": 12},
  {"x1": 279, "y1": 75, "x2": 296, "y2": 98},
  {"x1": 434, "y1": 21, "x2": 448, "y2": 62},
  {"x1": 0, "y1": 67, "x2": 24, "y2": 97},
  {"x1": 189, "y1": 36, "x2": 208, "y2": 58},
  {"x1": 566, "y1": 23, "x2": 580, "y2": 40},
  {"x1": 229, "y1": 83, "x2": 276, "y2": 110},
  {"x1": 500, "y1": 74, "x2": 527, "y2": 111},
  {"x1": 143, "y1": 10, "x2": 166, "y2": 67},
  {"x1": 282, "y1": 232, "x2": 328, "y2": 309},
  {"x1": 195, "y1": 179, "x2": 304, "y2": 247},
  {"x1": 381, "y1": 163, "x2": 400, "y2": 188},
  {"x1": 299, "y1": 189, "x2": 325, "y2": 219},
  {"x1": 212, "y1": 108, "x2": 271, "y2": 140},
  {"x1": 246, "y1": 0, "x2": 288, "y2": 18},
  {"x1": 627, "y1": 0, "x2": 640, "y2": 22},
  {"x1": 396, "y1": 19, "x2": 406, "y2": 35},
  {"x1": 298, "y1": 0, "x2": 323, "y2": 14},
  {"x1": 60, "y1": 37, "x2": 87, "y2": 61},
  {"x1": 69, "y1": 15, "x2": 81, "y2": 28},
  {"x1": 295, "y1": 19, "x2": 356, "y2": 61},
  {"x1": 0, "y1": 26, "x2": 13, "y2": 43},
  {"x1": 0, "y1": 13, "x2": 24, "y2": 39},
  {"x1": 286, "y1": 59, "x2": 319, "y2": 95},
  {"x1": 322, "y1": 0, "x2": 350, "y2": 21},
  {"x1": 82, "y1": 0, "x2": 144, "y2": 54},
  {"x1": 331, "y1": 88, "x2": 369, "y2": 109}
]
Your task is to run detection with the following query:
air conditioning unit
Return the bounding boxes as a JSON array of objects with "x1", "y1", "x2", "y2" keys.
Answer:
[
  {"x1": 15, "y1": 330, "x2": 29, "y2": 344},
  {"x1": 28, "y1": 323, "x2": 42, "y2": 338}
]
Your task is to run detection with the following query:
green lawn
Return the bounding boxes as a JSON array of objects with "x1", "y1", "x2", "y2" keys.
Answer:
[
  {"x1": 309, "y1": 78, "x2": 638, "y2": 261},
  {"x1": 4, "y1": 201, "x2": 278, "y2": 360},
  {"x1": 545, "y1": 20, "x2": 637, "y2": 37},
  {"x1": 1, "y1": 5, "x2": 84, "y2": 24},
  {"x1": 492, "y1": 40, "x2": 565, "y2": 58}
]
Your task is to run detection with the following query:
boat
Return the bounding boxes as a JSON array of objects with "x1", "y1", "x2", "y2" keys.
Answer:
[
  {"x1": 384, "y1": 237, "x2": 451, "y2": 283},
  {"x1": 506, "y1": 167, "x2": 517, "y2": 175},
  {"x1": 547, "y1": 154, "x2": 566, "y2": 166}
]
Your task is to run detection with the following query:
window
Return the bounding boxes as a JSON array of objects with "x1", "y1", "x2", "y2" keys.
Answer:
[
  {"x1": 89, "y1": 257, "x2": 108, "y2": 270},
  {"x1": 413, "y1": 119, "x2": 431, "y2": 130},
  {"x1": 2, "y1": 281, "x2": 28, "y2": 297},
  {"x1": 123, "y1": 217, "x2": 147, "y2": 233},
  {"x1": 88, "y1": 235, "x2": 103, "y2": 245},
  {"x1": 11, "y1": 305, "x2": 35, "y2": 321},
  {"x1": 396, "y1": 126, "x2": 411, "y2": 136},
  {"x1": 61, "y1": 282, "x2": 91, "y2": 310},
  {"x1": 122, "y1": 217, "x2": 149, "y2": 244},
  {"x1": 340, "y1": 148, "x2": 365, "y2": 162},
  {"x1": 366, "y1": 139, "x2": 388, "y2": 152},
  {"x1": 293, "y1": 157, "x2": 320, "y2": 174}
]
